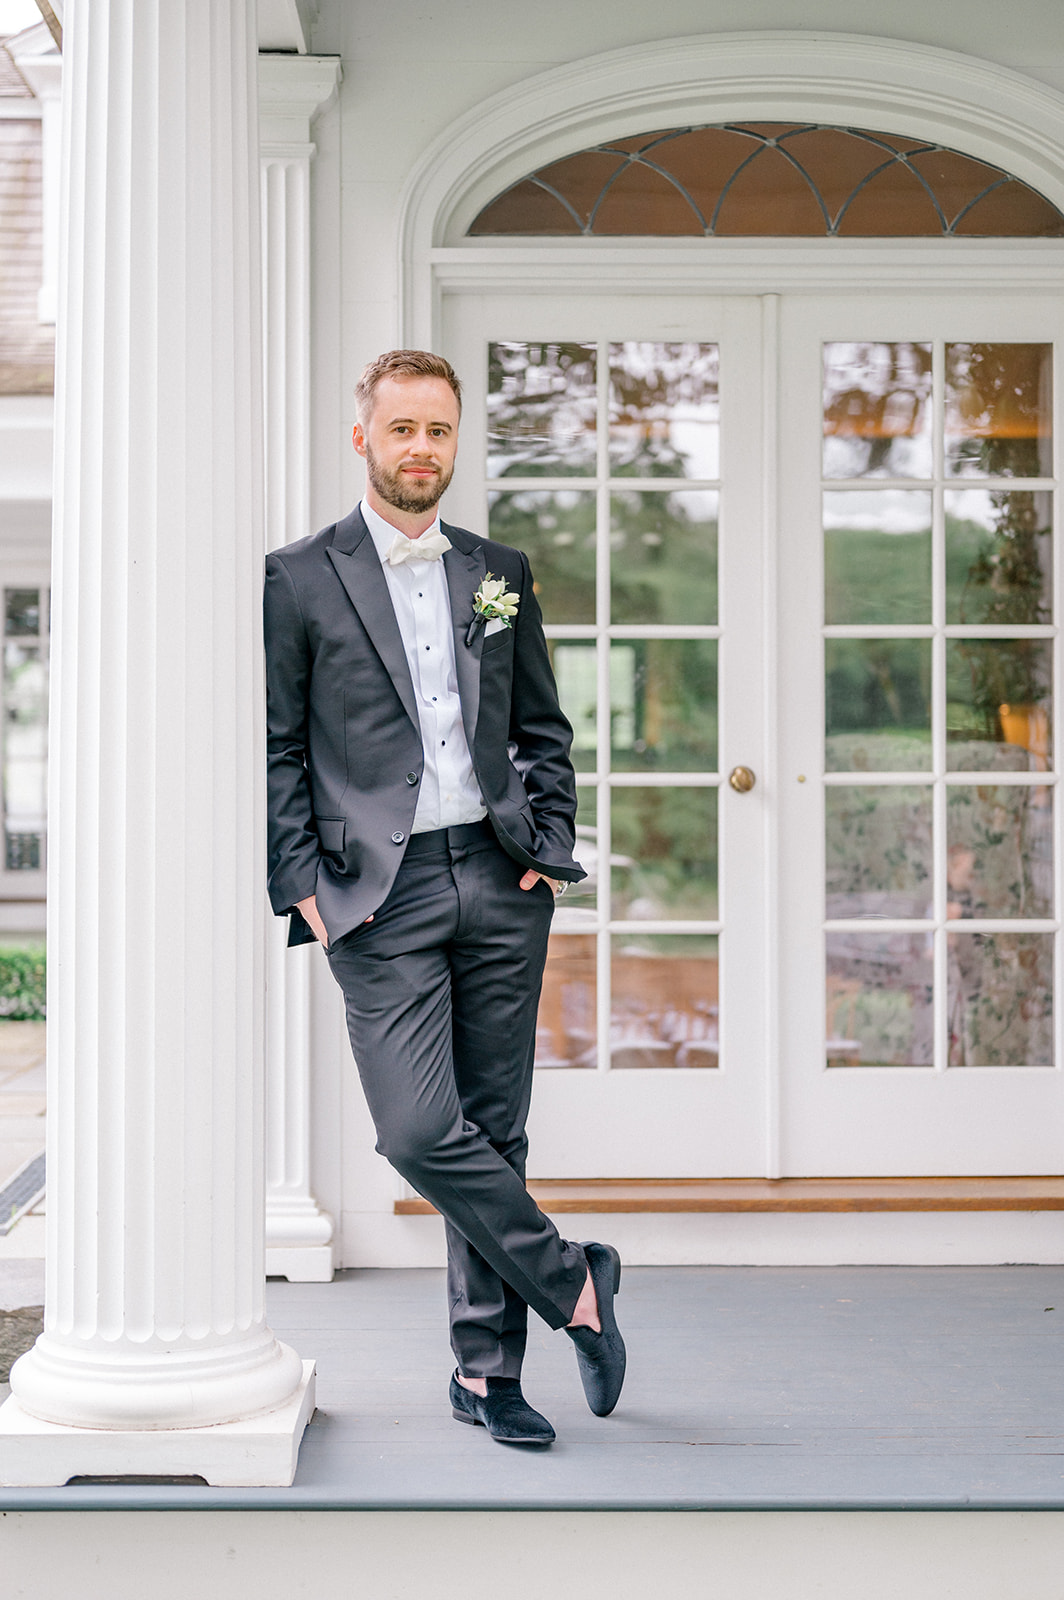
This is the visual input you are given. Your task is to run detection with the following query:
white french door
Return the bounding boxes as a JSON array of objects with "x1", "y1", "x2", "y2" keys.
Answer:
[
  {"x1": 441, "y1": 283, "x2": 1064, "y2": 1179},
  {"x1": 777, "y1": 294, "x2": 1064, "y2": 1175}
]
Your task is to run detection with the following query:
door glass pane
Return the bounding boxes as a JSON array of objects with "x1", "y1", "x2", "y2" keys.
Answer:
[
  {"x1": 487, "y1": 342, "x2": 597, "y2": 477},
  {"x1": 611, "y1": 935, "x2": 719, "y2": 1068},
  {"x1": 824, "y1": 490, "x2": 932, "y2": 623},
  {"x1": 610, "y1": 489, "x2": 718, "y2": 624},
  {"x1": 826, "y1": 930, "x2": 934, "y2": 1066},
  {"x1": 565, "y1": 785, "x2": 600, "y2": 916},
  {"x1": 945, "y1": 343, "x2": 1052, "y2": 479},
  {"x1": 948, "y1": 932, "x2": 1053, "y2": 1065},
  {"x1": 611, "y1": 639, "x2": 718, "y2": 771},
  {"x1": 946, "y1": 638, "x2": 1052, "y2": 771},
  {"x1": 488, "y1": 490, "x2": 596, "y2": 623},
  {"x1": 823, "y1": 342, "x2": 933, "y2": 479},
  {"x1": 611, "y1": 786, "x2": 718, "y2": 920},
  {"x1": 946, "y1": 489, "x2": 1052, "y2": 624},
  {"x1": 825, "y1": 638, "x2": 932, "y2": 771},
  {"x1": 946, "y1": 786, "x2": 1052, "y2": 919},
  {"x1": 826, "y1": 786, "x2": 932, "y2": 918},
  {"x1": 3, "y1": 588, "x2": 47, "y2": 874},
  {"x1": 608, "y1": 342, "x2": 719, "y2": 478},
  {"x1": 549, "y1": 641, "x2": 597, "y2": 770},
  {"x1": 536, "y1": 933, "x2": 596, "y2": 1068}
]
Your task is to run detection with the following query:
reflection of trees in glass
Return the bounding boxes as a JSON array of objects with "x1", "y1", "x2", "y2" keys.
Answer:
[
  {"x1": 953, "y1": 493, "x2": 1050, "y2": 627},
  {"x1": 826, "y1": 639, "x2": 930, "y2": 735},
  {"x1": 608, "y1": 343, "x2": 718, "y2": 478},
  {"x1": 488, "y1": 491, "x2": 596, "y2": 624},
  {"x1": 945, "y1": 343, "x2": 1052, "y2": 478},
  {"x1": 824, "y1": 526, "x2": 931, "y2": 624},
  {"x1": 487, "y1": 342, "x2": 597, "y2": 476},
  {"x1": 610, "y1": 491, "x2": 717, "y2": 625},
  {"x1": 611, "y1": 788, "x2": 717, "y2": 919},
  {"x1": 946, "y1": 639, "x2": 1051, "y2": 748},
  {"x1": 617, "y1": 640, "x2": 717, "y2": 770},
  {"x1": 823, "y1": 342, "x2": 932, "y2": 477}
]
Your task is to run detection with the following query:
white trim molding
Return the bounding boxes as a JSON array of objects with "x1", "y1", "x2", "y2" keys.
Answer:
[
  {"x1": 258, "y1": 54, "x2": 341, "y2": 1283},
  {"x1": 399, "y1": 30, "x2": 1064, "y2": 343}
]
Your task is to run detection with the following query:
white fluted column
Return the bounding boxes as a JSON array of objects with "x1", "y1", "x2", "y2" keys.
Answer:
[
  {"x1": 259, "y1": 56, "x2": 341, "y2": 1283},
  {"x1": 0, "y1": 0, "x2": 313, "y2": 1487}
]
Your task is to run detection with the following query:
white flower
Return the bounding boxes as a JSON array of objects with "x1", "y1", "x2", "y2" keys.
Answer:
[{"x1": 472, "y1": 573, "x2": 520, "y2": 625}]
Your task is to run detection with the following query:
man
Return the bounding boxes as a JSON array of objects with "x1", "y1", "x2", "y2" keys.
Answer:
[{"x1": 264, "y1": 349, "x2": 625, "y2": 1445}]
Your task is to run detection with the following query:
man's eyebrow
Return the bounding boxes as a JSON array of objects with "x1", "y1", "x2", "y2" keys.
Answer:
[{"x1": 386, "y1": 415, "x2": 454, "y2": 430}]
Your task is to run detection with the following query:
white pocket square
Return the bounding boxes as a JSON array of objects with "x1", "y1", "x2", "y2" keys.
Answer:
[{"x1": 484, "y1": 617, "x2": 507, "y2": 637}]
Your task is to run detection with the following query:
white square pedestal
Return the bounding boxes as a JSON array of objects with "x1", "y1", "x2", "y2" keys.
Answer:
[{"x1": 0, "y1": 1360, "x2": 316, "y2": 1486}]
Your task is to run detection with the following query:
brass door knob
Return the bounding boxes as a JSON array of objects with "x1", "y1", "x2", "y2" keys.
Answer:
[{"x1": 728, "y1": 765, "x2": 756, "y2": 793}]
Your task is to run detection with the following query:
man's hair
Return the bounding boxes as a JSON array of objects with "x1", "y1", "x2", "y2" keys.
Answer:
[{"x1": 355, "y1": 350, "x2": 463, "y2": 421}]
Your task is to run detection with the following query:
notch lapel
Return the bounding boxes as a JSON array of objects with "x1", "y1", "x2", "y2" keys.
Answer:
[
  {"x1": 443, "y1": 529, "x2": 486, "y2": 752},
  {"x1": 326, "y1": 515, "x2": 420, "y2": 736}
]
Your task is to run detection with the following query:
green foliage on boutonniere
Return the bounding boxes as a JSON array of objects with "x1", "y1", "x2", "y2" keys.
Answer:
[{"x1": 466, "y1": 573, "x2": 520, "y2": 646}]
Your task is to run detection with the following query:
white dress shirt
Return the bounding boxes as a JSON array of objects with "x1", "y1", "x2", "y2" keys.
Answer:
[{"x1": 360, "y1": 499, "x2": 487, "y2": 833}]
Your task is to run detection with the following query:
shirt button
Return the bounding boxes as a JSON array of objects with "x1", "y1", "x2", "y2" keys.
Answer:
[
  {"x1": 391, "y1": 831, "x2": 405, "y2": 844},
  {"x1": 406, "y1": 772, "x2": 418, "y2": 785}
]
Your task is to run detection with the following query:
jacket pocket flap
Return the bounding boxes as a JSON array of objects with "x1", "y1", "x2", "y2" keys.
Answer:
[{"x1": 315, "y1": 816, "x2": 346, "y2": 852}]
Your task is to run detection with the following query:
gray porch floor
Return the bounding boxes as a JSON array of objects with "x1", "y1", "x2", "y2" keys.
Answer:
[{"x1": 3, "y1": 1263, "x2": 1064, "y2": 1511}]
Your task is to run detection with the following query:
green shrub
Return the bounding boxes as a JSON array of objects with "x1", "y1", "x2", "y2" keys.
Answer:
[{"x1": 0, "y1": 945, "x2": 46, "y2": 1020}]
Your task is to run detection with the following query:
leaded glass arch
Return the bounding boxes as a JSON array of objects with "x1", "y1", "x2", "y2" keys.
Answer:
[{"x1": 468, "y1": 124, "x2": 1064, "y2": 238}]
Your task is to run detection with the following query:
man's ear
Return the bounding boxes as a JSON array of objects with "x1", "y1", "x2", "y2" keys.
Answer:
[{"x1": 352, "y1": 421, "x2": 367, "y2": 458}]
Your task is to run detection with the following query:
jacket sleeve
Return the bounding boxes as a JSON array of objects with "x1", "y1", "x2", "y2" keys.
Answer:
[
  {"x1": 507, "y1": 551, "x2": 586, "y2": 882},
  {"x1": 264, "y1": 552, "x2": 321, "y2": 916}
]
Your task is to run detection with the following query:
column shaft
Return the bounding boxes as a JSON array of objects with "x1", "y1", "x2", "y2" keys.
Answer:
[{"x1": 2, "y1": 0, "x2": 307, "y2": 1462}]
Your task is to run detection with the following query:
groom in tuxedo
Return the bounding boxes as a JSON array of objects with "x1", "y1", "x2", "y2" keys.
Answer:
[{"x1": 264, "y1": 349, "x2": 625, "y2": 1444}]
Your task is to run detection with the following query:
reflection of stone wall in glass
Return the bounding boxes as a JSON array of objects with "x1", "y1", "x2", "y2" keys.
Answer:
[
  {"x1": 610, "y1": 938, "x2": 719, "y2": 1069},
  {"x1": 948, "y1": 932, "x2": 1053, "y2": 1067},
  {"x1": 535, "y1": 934, "x2": 596, "y2": 1068},
  {"x1": 826, "y1": 932, "x2": 934, "y2": 1067}
]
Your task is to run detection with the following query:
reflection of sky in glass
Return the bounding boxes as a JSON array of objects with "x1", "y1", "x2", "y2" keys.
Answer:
[
  {"x1": 823, "y1": 489, "x2": 932, "y2": 533},
  {"x1": 823, "y1": 342, "x2": 932, "y2": 480}
]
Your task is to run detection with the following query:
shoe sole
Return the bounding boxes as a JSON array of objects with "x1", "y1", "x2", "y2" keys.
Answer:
[{"x1": 451, "y1": 1405, "x2": 554, "y2": 1444}]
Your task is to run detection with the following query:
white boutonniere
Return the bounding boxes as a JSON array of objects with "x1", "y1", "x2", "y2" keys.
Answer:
[{"x1": 466, "y1": 573, "x2": 520, "y2": 646}]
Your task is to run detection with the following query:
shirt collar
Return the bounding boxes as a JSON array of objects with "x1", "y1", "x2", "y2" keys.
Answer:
[{"x1": 360, "y1": 497, "x2": 443, "y2": 565}]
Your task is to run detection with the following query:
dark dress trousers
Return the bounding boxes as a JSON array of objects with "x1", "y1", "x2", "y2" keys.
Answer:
[{"x1": 264, "y1": 505, "x2": 589, "y2": 1377}]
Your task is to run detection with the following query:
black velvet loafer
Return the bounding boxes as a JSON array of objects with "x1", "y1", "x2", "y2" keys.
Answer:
[
  {"x1": 565, "y1": 1240, "x2": 626, "y2": 1417},
  {"x1": 449, "y1": 1371, "x2": 556, "y2": 1446}
]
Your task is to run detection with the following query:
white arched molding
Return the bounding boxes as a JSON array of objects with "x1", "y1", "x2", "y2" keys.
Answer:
[
  {"x1": 259, "y1": 53, "x2": 341, "y2": 1283},
  {"x1": 399, "y1": 30, "x2": 1064, "y2": 344}
]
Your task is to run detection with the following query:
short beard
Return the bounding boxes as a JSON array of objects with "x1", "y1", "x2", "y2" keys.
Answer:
[{"x1": 364, "y1": 445, "x2": 453, "y2": 515}]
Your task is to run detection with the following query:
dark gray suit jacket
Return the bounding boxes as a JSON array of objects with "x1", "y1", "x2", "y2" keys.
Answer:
[{"x1": 264, "y1": 505, "x2": 586, "y2": 947}]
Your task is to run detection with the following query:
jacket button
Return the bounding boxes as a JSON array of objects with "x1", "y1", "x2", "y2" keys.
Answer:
[
  {"x1": 406, "y1": 772, "x2": 418, "y2": 785},
  {"x1": 391, "y1": 831, "x2": 405, "y2": 844}
]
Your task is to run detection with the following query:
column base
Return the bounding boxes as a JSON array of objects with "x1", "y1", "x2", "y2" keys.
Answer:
[
  {"x1": 0, "y1": 1361, "x2": 316, "y2": 1487},
  {"x1": 266, "y1": 1244, "x2": 335, "y2": 1283}
]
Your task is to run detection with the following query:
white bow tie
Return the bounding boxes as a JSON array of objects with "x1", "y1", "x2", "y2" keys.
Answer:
[{"x1": 385, "y1": 529, "x2": 452, "y2": 566}]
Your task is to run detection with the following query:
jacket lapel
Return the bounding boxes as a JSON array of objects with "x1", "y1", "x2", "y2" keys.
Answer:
[
  {"x1": 443, "y1": 525, "x2": 486, "y2": 751},
  {"x1": 326, "y1": 510, "x2": 420, "y2": 736}
]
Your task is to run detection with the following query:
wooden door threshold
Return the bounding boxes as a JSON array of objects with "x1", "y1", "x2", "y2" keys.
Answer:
[{"x1": 394, "y1": 1176, "x2": 1064, "y2": 1215}]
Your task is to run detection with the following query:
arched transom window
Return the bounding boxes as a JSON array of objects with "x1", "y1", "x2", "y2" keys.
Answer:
[{"x1": 468, "y1": 124, "x2": 1064, "y2": 237}]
